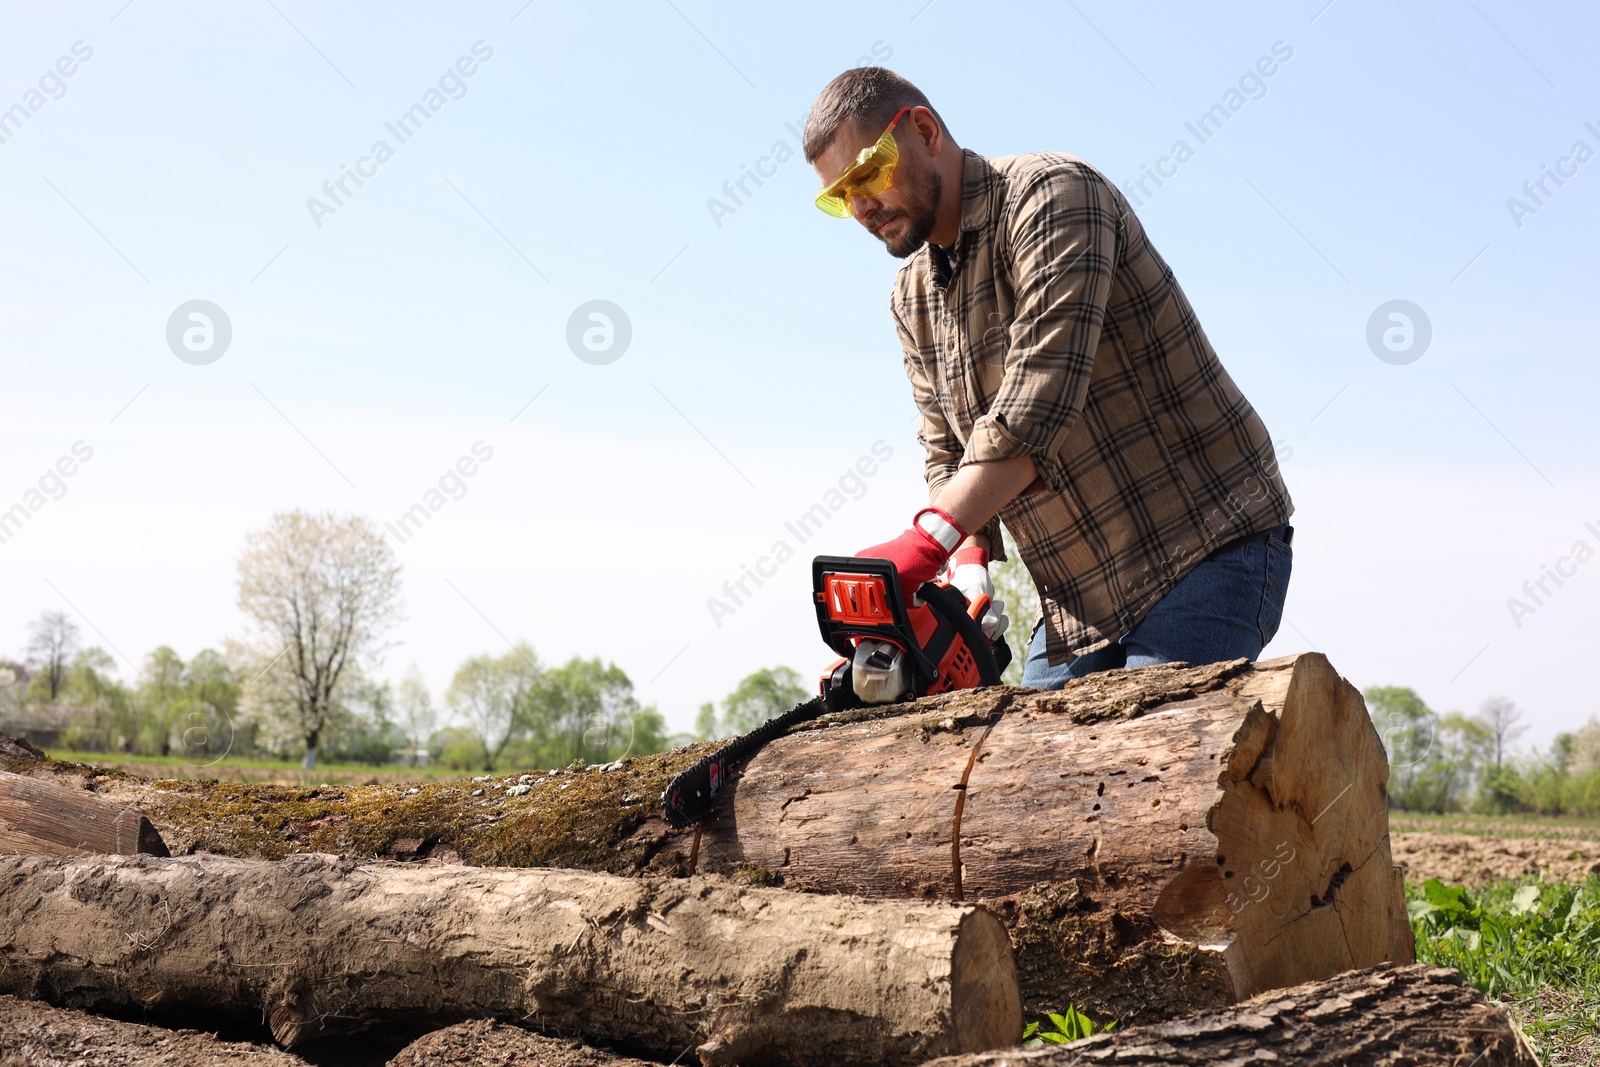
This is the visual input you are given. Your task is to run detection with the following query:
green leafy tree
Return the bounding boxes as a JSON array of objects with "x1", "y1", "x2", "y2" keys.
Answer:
[
  {"x1": 136, "y1": 646, "x2": 188, "y2": 755},
  {"x1": 1520, "y1": 736, "x2": 1574, "y2": 815},
  {"x1": 0, "y1": 661, "x2": 27, "y2": 731},
  {"x1": 1366, "y1": 685, "x2": 1497, "y2": 813},
  {"x1": 186, "y1": 650, "x2": 240, "y2": 718},
  {"x1": 173, "y1": 648, "x2": 239, "y2": 762},
  {"x1": 336, "y1": 678, "x2": 404, "y2": 765},
  {"x1": 447, "y1": 644, "x2": 541, "y2": 771},
  {"x1": 433, "y1": 724, "x2": 481, "y2": 770},
  {"x1": 1365, "y1": 686, "x2": 1437, "y2": 809},
  {"x1": 720, "y1": 667, "x2": 807, "y2": 735},
  {"x1": 694, "y1": 701, "x2": 720, "y2": 741},
  {"x1": 524, "y1": 657, "x2": 665, "y2": 767},
  {"x1": 1406, "y1": 712, "x2": 1492, "y2": 813},
  {"x1": 57, "y1": 648, "x2": 130, "y2": 752}
]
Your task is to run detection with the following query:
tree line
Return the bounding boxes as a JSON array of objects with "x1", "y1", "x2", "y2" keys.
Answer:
[
  {"x1": 0, "y1": 510, "x2": 812, "y2": 772},
  {"x1": 1367, "y1": 687, "x2": 1600, "y2": 816},
  {"x1": 21, "y1": 509, "x2": 1588, "y2": 799}
]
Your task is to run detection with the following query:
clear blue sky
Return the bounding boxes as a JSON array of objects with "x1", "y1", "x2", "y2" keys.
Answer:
[{"x1": 2, "y1": 1, "x2": 1596, "y2": 750}]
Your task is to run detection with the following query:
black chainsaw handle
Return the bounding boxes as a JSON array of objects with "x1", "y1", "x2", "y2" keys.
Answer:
[{"x1": 916, "y1": 580, "x2": 1005, "y2": 687}]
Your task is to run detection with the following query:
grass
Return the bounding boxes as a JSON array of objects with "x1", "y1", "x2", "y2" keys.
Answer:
[
  {"x1": 1022, "y1": 1006, "x2": 1115, "y2": 1048},
  {"x1": 1391, "y1": 809, "x2": 1600, "y2": 842},
  {"x1": 1409, "y1": 873, "x2": 1600, "y2": 1066},
  {"x1": 44, "y1": 747, "x2": 474, "y2": 786}
]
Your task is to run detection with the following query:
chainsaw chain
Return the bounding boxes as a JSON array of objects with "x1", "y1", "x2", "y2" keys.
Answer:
[{"x1": 660, "y1": 696, "x2": 827, "y2": 828}]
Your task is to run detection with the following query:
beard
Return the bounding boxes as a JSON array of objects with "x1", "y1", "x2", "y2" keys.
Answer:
[{"x1": 863, "y1": 164, "x2": 942, "y2": 259}]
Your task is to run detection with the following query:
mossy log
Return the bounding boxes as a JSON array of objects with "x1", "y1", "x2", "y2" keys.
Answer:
[
  {"x1": 0, "y1": 654, "x2": 1411, "y2": 1029},
  {"x1": 0, "y1": 852, "x2": 1021, "y2": 1067},
  {"x1": 918, "y1": 963, "x2": 1539, "y2": 1067}
]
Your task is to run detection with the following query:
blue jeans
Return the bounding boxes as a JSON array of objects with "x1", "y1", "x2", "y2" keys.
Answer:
[{"x1": 1020, "y1": 524, "x2": 1293, "y2": 689}]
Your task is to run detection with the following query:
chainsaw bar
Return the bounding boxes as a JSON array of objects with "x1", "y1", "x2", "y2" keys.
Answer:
[{"x1": 660, "y1": 695, "x2": 828, "y2": 829}]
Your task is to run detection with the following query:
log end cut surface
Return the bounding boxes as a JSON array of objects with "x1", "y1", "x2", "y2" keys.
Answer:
[
  {"x1": 949, "y1": 909, "x2": 1025, "y2": 1054},
  {"x1": 0, "y1": 769, "x2": 169, "y2": 858},
  {"x1": 1203, "y1": 653, "x2": 1401, "y2": 1000}
]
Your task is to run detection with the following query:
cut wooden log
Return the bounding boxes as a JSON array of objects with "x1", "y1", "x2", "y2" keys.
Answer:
[
  {"x1": 0, "y1": 768, "x2": 168, "y2": 857},
  {"x1": 684, "y1": 654, "x2": 1411, "y2": 1022},
  {"x1": 0, "y1": 853, "x2": 1021, "y2": 1067},
  {"x1": 918, "y1": 963, "x2": 1540, "y2": 1067},
  {"x1": 0, "y1": 994, "x2": 305, "y2": 1066}
]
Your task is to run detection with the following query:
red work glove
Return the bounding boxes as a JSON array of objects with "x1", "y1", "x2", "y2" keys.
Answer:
[{"x1": 857, "y1": 507, "x2": 967, "y2": 594}]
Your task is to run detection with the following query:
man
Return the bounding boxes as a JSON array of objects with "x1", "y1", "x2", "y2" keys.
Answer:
[{"x1": 805, "y1": 68, "x2": 1293, "y2": 688}]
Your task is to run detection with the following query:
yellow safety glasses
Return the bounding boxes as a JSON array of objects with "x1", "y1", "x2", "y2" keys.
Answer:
[{"x1": 814, "y1": 106, "x2": 913, "y2": 218}]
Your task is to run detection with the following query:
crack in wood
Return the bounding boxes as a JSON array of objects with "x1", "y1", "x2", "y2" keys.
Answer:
[{"x1": 949, "y1": 693, "x2": 1017, "y2": 901}]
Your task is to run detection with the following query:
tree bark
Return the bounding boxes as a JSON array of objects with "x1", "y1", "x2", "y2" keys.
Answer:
[
  {"x1": 0, "y1": 769, "x2": 168, "y2": 857},
  {"x1": 0, "y1": 994, "x2": 304, "y2": 1067},
  {"x1": 918, "y1": 963, "x2": 1539, "y2": 1067},
  {"x1": 0, "y1": 853, "x2": 1021, "y2": 1067},
  {"x1": 682, "y1": 654, "x2": 1412, "y2": 1023}
]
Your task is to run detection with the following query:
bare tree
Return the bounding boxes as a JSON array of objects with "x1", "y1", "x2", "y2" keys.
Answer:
[
  {"x1": 396, "y1": 664, "x2": 437, "y2": 767},
  {"x1": 26, "y1": 610, "x2": 79, "y2": 703},
  {"x1": 236, "y1": 511, "x2": 403, "y2": 769},
  {"x1": 1476, "y1": 696, "x2": 1527, "y2": 769}
]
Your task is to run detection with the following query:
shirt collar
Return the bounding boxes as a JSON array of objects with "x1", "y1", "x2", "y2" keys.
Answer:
[
  {"x1": 927, "y1": 151, "x2": 997, "y2": 289},
  {"x1": 957, "y1": 148, "x2": 1001, "y2": 234}
]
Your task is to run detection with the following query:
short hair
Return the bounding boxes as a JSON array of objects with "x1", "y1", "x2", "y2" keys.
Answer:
[{"x1": 802, "y1": 68, "x2": 948, "y2": 164}]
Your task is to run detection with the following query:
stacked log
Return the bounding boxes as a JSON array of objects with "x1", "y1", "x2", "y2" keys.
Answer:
[
  {"x1": 0, "y1": 653, "x2": 1445, "y2": 1065},
  {"x1": 679, "y1": 654, "x2": 1413, "y2": 1020},
  {"x1": 0, "y1": 853, "x2": 1020, "y2": 1066}
]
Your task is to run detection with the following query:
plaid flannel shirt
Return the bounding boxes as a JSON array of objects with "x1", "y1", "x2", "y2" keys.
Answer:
[{"x1": 892, "y1": 149, "x2": 1292, "y2": 663}]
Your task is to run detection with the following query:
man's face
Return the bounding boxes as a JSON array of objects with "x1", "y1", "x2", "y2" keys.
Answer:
[{"x1": 813, "y1": 116, "x2": 943, "y2": 259}]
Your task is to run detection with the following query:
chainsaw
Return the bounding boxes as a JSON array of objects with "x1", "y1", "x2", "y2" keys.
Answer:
[{"x1": 661, "y1": 554, "x2": 1010, "y2": 828}]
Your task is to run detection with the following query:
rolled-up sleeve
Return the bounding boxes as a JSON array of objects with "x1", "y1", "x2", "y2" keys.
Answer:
[{"x1": 961, "y1": 165, "x2": 1119, "y2": 494}]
